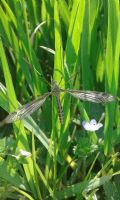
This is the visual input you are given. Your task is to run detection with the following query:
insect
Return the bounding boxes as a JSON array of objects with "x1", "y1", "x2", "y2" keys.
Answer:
[{"x1": 0, "y1": 80, "x2": 115, "y2": 127}]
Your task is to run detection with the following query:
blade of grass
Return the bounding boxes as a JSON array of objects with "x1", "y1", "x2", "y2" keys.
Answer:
[
  {"x1": 0, "y1": 38, "x2": 37, "y2": 198},
  {"x1": 49, "y1": 0, "x2": 65, "y2": 187},
  {"x1": 53, "y1": 0, "x2": 64, "y2": 131},
  {"x1": 104, "y1": 0, "x2": 120, "y2": 155},
  {"x1": 0, "y1": 158, "x2": 28, "y2": 191},
  {"x1": 81, "y1": 0, "x2": 91, "y2": 90},
  {"x1": 27, "y1": 0, "x2": 38, "y2": 28},
  {"x1": 31, "y1": 133, "x2": 42, "y2": 200},
  {"x1": 58, "y1": 0, "x2": 70, "y2": 28},
  {"x1": 0, "y1": 0, "x2": 51, "y2": 130},
  {"x1": 12, "y1": 186, "x2": 34, "y2": 200},
  {"x1": 60, "y1": 0, "x2": 85, "y2": 150},
  {"x1": 54, "y1": 175, "x2": 112, "y2": 199},
  {"x1": 1, "y1": 0, "x2": 17, "y2": 28}
]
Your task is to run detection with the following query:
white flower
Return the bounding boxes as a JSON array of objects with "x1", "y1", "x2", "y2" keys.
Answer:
[
  {"x1": 19, "y1": 149, "x2": 31, "y2": 157},
  {"x1": 82, "y1": 119, "x2": 103, "y2": 131}
]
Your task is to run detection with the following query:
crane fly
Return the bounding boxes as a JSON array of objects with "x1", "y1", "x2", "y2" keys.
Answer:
[{"x1": 0, "y1": 80, "x2": 115, "y2": 127}]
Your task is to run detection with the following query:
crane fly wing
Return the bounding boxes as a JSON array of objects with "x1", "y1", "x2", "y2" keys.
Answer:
[
  {"x1": 0, "y1": 80, "x2": 116, "y2": 128},
  {"x1": 65, "y1": 90, "x2": 115, "y2": 103},
  {"x1": 0, "y1": 93, "x2": 50, "y2": 127}
]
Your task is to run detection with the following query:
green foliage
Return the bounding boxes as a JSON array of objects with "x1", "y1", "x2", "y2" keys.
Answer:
[
  {"x1": 103, "y1": 176, "x2": 120, "y2": 200},
  {"x1": 0, "y1": 0, "x2": 120, "y2": 199},
  {"x1": 73, "y1": 136, "x2": 98, "y2": 157}
]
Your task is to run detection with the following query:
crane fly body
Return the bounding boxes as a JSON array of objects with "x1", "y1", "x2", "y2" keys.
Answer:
[{"x1": 0, "y1": 80, "x2": 115, "y2": 127}]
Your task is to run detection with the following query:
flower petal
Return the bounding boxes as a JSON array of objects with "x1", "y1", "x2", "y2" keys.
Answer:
[
  {"x1": 20, "y1": 149, "x2": 31, "y2": 157},
  {"x1": 90, "y1": 119, "x2": 97, "y2": 125},
  {"x1": 96, "y1": 123, "x2": 103, "y2": 129},
  {"x1": 82, "y1": 121, "x2": 91, "y2": 131},
  {"x1": 82, "y1": 119, "x2": 103, "y2": 131}
]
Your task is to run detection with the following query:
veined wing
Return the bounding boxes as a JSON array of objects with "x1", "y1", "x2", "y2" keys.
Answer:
[
  {"x1": 64, "y1": 90, "x2": 115, "y2": 103},
  {"x1": 0, "y1": 92, "x2": 50, "y2": 127}
]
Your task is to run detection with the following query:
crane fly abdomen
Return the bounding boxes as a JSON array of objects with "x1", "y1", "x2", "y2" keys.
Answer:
[{"x1": 55, "y1": 95, "x2": 64, "y2": 124}]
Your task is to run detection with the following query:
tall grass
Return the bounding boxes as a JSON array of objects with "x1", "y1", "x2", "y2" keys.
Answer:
[{"x1": 0, "y1": 0, "x2": 120, "y2": 199}]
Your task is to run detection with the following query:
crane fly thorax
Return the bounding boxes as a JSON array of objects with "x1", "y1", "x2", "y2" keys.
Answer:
[{"x1": 51, "y1": 80, "x2": 61, "y2": 96}]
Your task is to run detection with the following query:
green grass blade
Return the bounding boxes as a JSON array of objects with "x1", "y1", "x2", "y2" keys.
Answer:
[
  {"x1": 0, "y1": 37, "x2": 38, "y2": 198},
  {"x1": 60, "y1": 0, "x2": 85, "y2": 150},
  {"x1": 104, "y1": 0, "x2": 119, "y2": 154},
  {"x1": 58, "y1": 0, "x2": 70, "y2": 28},
  {"x1": 54, "y1": 175, "x2": 112, "y2": 199}
]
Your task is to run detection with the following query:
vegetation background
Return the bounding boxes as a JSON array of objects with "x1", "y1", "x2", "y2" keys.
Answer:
[{"x1": 0, "y1": 0, "x2": 120, "y2": 199}]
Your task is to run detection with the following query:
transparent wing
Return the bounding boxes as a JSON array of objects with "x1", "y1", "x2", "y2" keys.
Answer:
[
  {"x1": 65, "y1": 90, "x2": 115, "y2": 103},
  {"x1": 0, "y1": 93, "x2": 50, "y2": 126}
]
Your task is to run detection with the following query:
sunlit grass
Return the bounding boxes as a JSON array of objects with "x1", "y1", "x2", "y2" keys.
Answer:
[{"x1": 0, "y1": 0, "x2": 120, "y2": 199}]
